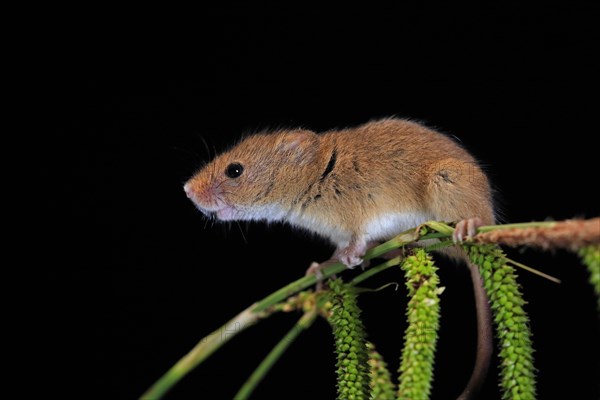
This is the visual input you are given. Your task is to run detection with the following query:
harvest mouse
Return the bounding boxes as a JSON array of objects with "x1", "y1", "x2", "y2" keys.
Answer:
[
  {"x1": 184, "y1": 117, "x2": 495, "y2": 399},
  {"x1": 184, "y1": 117, "x2": 494, "y2": 262}
]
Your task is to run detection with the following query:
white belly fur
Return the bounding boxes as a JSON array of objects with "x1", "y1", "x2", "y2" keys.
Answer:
[
  {"x1": 364, "y1": 211, "x2": 433, "y2": 242},
  {"x1": 286, "y1": 210, "x2": 433, "y2": 249}
]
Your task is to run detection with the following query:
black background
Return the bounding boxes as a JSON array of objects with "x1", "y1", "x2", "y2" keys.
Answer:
[{"x1": 38, "y1": 3, "x2": 599, "y2": 399}]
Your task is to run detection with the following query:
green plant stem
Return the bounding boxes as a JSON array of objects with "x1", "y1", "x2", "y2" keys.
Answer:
[
  {"x1": 253, "y1": 229, "x2": 426, "y2": 313},
  {"x1": 142, "y1": 220, "x2": 575, "y2": 399},
  {"x1": 141, "y1": 230, "x2": 426, "y2": 399},
  {"x1": 505, "y1": 257, "x2": 561, "y2": 284},
  {"x1": 351, "y1": 257, "x2": 402, "y2": 286},
  {"x1": 141, "y1": 221, "x2": 600, "y2": 400},
  {"x1": 140, "y1": 305, "x2": 260, "y2": 400},
  {"x1": 477, "y1": 221, "x2": 557, "y2": 232},
  {"x1": 252, "y1": 263, "x2": 346, "y2": 312},
  {"x1": 423, "y1": 239, "x2": 454, "y2": 252},
  {"x1": 233, "y1": 309, "x2": 318, "y2": 400},
  {"x1": 424, "y1": 220, "x2": 559, "y2": 235},
  {"x1": 424, "y1": 220, "x2": 455, "y2": 235}
]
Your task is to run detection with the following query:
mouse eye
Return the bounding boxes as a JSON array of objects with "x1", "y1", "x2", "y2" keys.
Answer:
[{"x1": 225, "y1": 163, "x2": 244, "y2": 178}]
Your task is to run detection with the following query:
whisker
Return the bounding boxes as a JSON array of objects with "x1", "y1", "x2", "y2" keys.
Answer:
[
  {"x1": 236, "y1": 222, "x2": 248, "y2": 244},
  {"x1": 198, "y1": 135, "x2": 212, "y2": 159},
  {"x1": 215, "y1": 180, "x2": 226, "y2": 190}
]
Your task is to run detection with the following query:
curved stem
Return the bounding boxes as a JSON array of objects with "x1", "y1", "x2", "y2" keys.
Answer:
[
  {"x1": 142, "y1": 220, "x2": 570, "y2": 399},
  {"x1": 234, "y1": 310, "x2": 318, "y2": 400},
  {"x1": 140, "y1": 305, "x2": 259, "y2": 400},
  {"x1": 252, "y1": 263, "x2": 345, "y2": 313},
  {"x1": 140, "y1": 232, "x2": 423, "y2": 399},
  {"x1": 350, "y1": 256, "x2": 402, "y2": 286},
  {"x1": 253, "y1": 229, "x2": 427, "y2": 313}
]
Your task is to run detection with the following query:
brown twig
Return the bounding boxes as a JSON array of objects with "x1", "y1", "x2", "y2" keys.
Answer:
[{"x1": 474, "y1": 218, "x2": 600, "y2": 251}]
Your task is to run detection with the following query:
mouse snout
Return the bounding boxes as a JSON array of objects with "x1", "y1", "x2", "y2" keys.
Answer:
[
  {"x1": 183, "y1": 180, "x2": 212, "y2": 206},
  {"x1": 183, "y1": 182, "x2": 195, "y2": 199},
  {"x1": 184, "y1": 179, "x2": 224, "y2": 211}
]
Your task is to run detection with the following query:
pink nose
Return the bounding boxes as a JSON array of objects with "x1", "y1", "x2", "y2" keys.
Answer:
[{"x1": 183, "y1": 182, "x2": 194, "y2": 199}]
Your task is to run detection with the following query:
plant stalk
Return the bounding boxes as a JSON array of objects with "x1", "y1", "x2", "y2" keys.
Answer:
[
  {"x1": 140, "y1": 305, "x2": 259, "y2": 400},
  {"x1": 233, "y1": 309, "x2": 318, "y2": 400}
]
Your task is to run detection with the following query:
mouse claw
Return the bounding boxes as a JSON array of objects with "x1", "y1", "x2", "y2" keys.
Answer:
[
  {"x1": 453, "y1": 227, "x2": 464, "y2": 243},
  {"x1": 340, "y1": 254, "x2": 363, "y2": 269},
  {"x1": 335, "y1": 240, "x2": 367, "y2": 269},
  {"x1": 306, "y1": 262, "x2": 324, "y2": 279},
  {"x1": 453, "y1": 217, "x2": 484, "y2": 243},
  {"x1": 306, "y1": 261, "x2": 336, "y2": 291}
]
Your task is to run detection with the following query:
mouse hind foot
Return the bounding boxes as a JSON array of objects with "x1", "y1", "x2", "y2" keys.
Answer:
[{"x1": 453, "y1": 217, "x2": 484, "y2": 243}]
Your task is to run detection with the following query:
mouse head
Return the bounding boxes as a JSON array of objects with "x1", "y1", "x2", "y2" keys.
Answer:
[{"x1": 184, "y1": 129, "x2": 319, "y2": 222}]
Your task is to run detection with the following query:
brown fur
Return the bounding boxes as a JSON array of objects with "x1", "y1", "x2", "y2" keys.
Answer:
[{"x1": 184, "y1": 117, "x2": 495, "y2": 263}]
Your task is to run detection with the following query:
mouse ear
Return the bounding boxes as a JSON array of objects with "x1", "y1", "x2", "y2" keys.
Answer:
[{"x1": 277, "y1": 130, "x2": 318, "y2": 164}]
